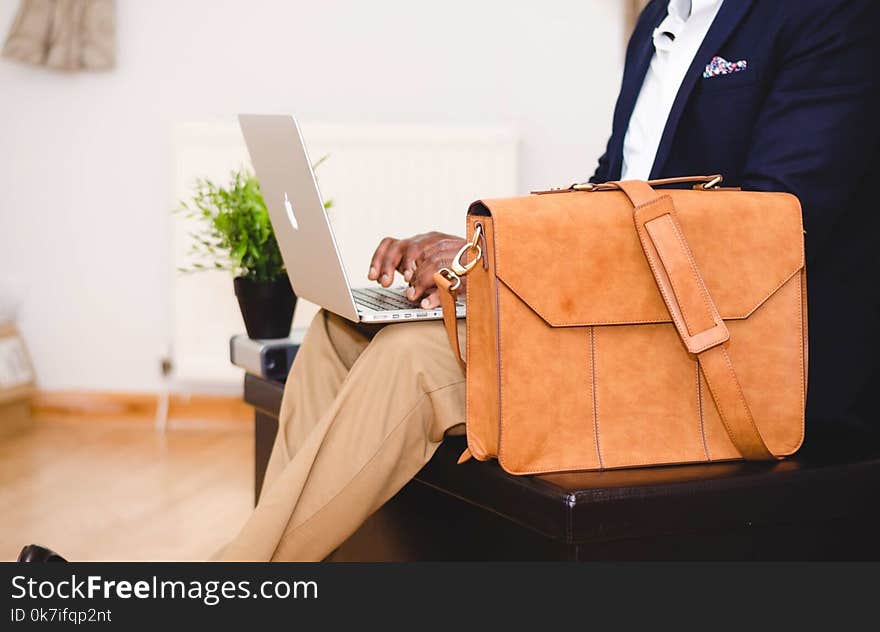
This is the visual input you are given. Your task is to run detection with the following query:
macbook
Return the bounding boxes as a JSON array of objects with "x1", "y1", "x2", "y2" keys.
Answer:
[{"x1": 238, "y1": 114, "x2": 466, "y2": 324}]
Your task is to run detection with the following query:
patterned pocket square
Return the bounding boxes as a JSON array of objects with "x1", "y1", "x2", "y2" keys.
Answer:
[{"x1": 703, "y1": 55, "x2": 748, "y2": 79}]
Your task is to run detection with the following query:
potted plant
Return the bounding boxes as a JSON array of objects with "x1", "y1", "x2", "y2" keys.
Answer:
[{"x1": 177, "y1": 168, "x2": 297, "y2": 339}]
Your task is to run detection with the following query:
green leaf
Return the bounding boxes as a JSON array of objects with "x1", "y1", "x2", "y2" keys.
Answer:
[{"x1": 172, "y1": 164, "x2": 330, "y2": 280}]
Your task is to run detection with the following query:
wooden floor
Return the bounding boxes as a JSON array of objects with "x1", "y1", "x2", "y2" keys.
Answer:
[{"x1": 0, "y1": 416, "x2": 253, "y2": 561}]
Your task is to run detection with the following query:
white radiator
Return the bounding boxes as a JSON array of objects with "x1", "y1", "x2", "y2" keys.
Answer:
[{"x1": 170, "y1": 120, "x2": 518, "y2": 387}]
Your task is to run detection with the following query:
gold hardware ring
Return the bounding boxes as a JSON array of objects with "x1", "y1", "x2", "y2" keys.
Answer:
[{"x1": 450, "y1": 224, "x2": 483, "y2": 277}]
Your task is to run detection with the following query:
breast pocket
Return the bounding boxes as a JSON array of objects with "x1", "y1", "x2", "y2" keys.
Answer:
[{"x1": 696, "y1": 66, "x2": 761, "y2": 94}]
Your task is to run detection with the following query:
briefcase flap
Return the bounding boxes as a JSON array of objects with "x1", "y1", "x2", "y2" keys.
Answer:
[{"x1": 469, "y1": 189, "x2": 804, "y2": 327}]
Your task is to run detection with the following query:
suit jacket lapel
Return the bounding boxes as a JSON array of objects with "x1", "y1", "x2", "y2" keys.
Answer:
[{"x1": 649, "y1": 0, "x2": 755, "y2": 178}]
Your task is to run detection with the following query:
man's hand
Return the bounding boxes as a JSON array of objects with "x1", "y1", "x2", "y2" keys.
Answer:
[{"x1": 368, "y1": 232, "x2": 466, "y2": 309}]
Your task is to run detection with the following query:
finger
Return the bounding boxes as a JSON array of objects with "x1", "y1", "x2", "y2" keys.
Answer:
[
  {"x1": 407, "y1": 261, "x2": 438, "y2": 302},
  {"x1": 379, "y1": 240, "x2": 406, "y2": 287},
  {"x1": 369, "y1": 237, "x2": 395, "y2": 281},
  {"x1": 403, "y1": 259, "x2": 418, "y2": 283},
  {"x1": 420, "y1": 288, "x2": 441, "y2": 309},
  {"x1": 400, "y1": 242, "x2": 422, "y2": 282}
]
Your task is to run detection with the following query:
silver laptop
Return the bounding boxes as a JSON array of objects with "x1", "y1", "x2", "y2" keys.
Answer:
[{"x1": 238, "y1": 114, "x2": 465, "y2": 324}]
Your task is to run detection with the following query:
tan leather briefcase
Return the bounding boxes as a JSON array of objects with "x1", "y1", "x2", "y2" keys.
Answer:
[{"x1": 435, "y1": 175, "x2": 806, "y2": 475}]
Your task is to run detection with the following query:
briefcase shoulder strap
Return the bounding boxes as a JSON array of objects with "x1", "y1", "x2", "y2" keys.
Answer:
[
  {"x1": 436, "y1": 270, "x2": 466, "y2": 372},
  {"x1": 435, "y1": 268, "x2": 470, "y2": 464},
  {"x1": 615, "y1": 179, "x2": 776, "y2": 461}
]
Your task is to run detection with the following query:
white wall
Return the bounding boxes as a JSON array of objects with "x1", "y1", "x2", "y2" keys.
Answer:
[{"x1": 0, "y1": 0, "x2": 626, "y2": 392}]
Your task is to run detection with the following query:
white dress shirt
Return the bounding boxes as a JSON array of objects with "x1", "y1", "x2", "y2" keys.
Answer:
[{"x1": 620, "y1": 0, "x2": 724, "y2": 180}]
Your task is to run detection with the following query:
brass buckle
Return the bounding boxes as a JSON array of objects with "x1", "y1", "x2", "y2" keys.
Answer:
[
  {"x1": 450, "y1": 224, "x2": 483, "y2": 276},
  {"x1": 571, "y1": 182, "x2": 597, "y2": 191}
]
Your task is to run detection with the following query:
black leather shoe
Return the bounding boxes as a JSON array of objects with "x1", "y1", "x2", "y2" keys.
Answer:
[{"x1": 17, "y1": 545, "x2": 67, "y2": 563}]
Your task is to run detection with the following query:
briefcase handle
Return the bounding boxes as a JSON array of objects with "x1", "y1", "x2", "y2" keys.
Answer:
[{"x1": 532, "y1": 174, "x2": 723, "y2": 195}]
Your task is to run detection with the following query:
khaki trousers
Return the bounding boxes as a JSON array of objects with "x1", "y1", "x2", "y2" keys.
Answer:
[{"x1": 214, "y1": 310, "x2": 466, "y2": 561}]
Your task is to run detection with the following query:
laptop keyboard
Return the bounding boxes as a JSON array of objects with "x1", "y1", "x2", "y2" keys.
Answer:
[{"x1": 352, "y1": 286, "x2": 420, "y2": 311}]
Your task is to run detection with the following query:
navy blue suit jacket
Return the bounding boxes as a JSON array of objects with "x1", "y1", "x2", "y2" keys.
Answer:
[{"x1": 592, "y1": 0, "x2": 880, "y2": 435}]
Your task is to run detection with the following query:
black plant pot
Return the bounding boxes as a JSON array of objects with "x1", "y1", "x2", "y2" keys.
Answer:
[{"x1": 233, "y1": 276, "x2": 297, "y2": 340}]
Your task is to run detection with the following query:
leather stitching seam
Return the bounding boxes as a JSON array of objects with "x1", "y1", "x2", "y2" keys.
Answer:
[
  {"x1": 697, "y1": 362, "x2": 710, "y2": 460},
  {"x1": 464, "y1": 218, "x2": 478, "y2": 458},
  {"x1": 647, "y1": 214, "x2": 715, "y2": 337},
  {"x1": 494, "y1": 266, "x2": 803, "y2": 327},
  {"x1": 667, "y1": 213, "x2": 720, "y2": 329},
  {"x1": 634, "y1": 210, "x2": 690, "y2": 347},
  {"x1": 698, "y1": 354, "x2": 746, "y2": 459},
  {"x1": 718, "y1": 346, "x2": 771, "y2": 457},
  {"x1": 591, "y1": 326, "x2": 603, "y2": 469},
  {"x1": 643, "y1": 214, "x2": 726, "y2": 352},
  {"x1": 796, "y1": 272, "x2": 806, "y2": 450},
  {"x1": 496, "y1": 270, "x2": 509, "y2": 468}
]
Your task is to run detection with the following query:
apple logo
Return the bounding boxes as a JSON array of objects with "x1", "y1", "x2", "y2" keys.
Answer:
[{"x1": 283, "y1": 192, "x2": 299, "y2": 230}]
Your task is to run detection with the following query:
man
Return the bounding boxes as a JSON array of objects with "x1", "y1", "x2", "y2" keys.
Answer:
[{"x1": 20, "y1": 0, "x2": 880, "y2": 562}]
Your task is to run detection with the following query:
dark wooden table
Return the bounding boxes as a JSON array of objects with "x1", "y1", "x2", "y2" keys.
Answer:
[{"x1": 243, "y1": 373, "x2": 880, "y2": 560}]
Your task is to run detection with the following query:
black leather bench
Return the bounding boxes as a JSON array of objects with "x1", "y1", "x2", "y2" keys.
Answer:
[{"x1": 244, "y1": 373, "x2": 880, "y2": 560}]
